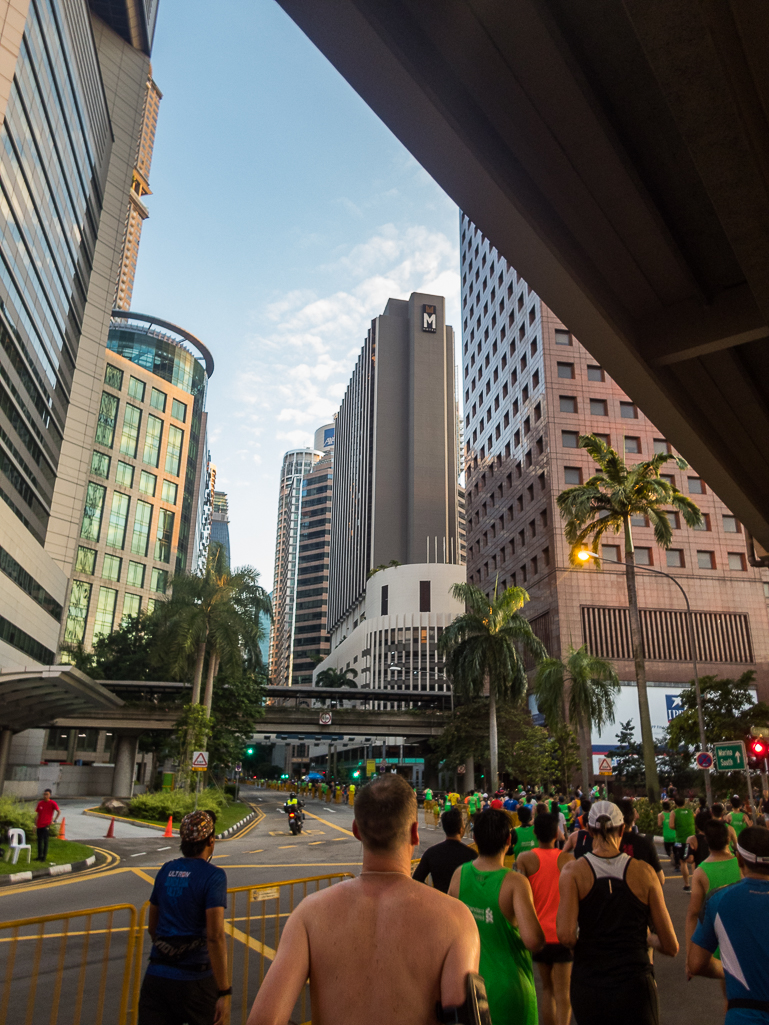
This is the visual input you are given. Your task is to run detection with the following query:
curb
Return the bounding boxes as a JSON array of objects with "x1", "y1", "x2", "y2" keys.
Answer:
[
  {"x1": 216, "y1": 808, "x2": 257, "y2": 839},
  {"x1": 0, "y1": 852, "x2": 98, "y2": 887},
  {"x1": 84, "y1": 805, "x2": 258, "y2": 840}
]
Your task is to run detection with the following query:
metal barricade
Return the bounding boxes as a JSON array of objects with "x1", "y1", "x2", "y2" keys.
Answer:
[
  {"x1": 0, "y1": 903, "x2": 137, "y2": 1025},
  {"x1": 128, "y1": 873, "x2": 353, "y2": 1025}
]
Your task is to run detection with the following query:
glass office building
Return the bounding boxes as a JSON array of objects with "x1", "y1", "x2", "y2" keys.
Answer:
[{"x1": 62, "y1": 311, "x2": 213, "y2": 649}]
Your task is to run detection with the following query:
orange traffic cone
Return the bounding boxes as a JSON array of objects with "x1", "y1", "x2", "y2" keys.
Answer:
[
  {"x1": 163, "y1": 816, "x2": 173, "y2": 838},
  {"x1": 58, "y1": 817, "x2": 66, "y2": 841},
  {"x1": 104, "y1": 817, "x2": 115, "y2": 839}
]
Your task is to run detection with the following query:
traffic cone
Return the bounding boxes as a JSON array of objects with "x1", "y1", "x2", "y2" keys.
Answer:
[
  {"x1": 163, "y1": 816, "x2": 173, "y2": 838},
  {"x1": 104, "y1": 817, "x2": 115, "y2": 839},
  {"x1": 58, "y1": 818, "x2": 66, "y2": 841}
]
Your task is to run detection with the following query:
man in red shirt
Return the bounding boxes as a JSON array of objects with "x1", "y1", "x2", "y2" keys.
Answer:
[{"x1": 35, "y1": 789, "x2": 60, "y2": 862}]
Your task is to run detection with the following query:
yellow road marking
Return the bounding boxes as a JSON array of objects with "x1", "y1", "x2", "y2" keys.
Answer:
[
  {"x1": 140, "y1": 862, "x2": 363, "y2": 869},
  {"x1": 223, "y1": 921, "x2": 276, "y2": 960},
  {"x1": 247, "y1": 850, "x2": 264, "y2": 854},
  {"x1": 0, "y1": 846, "x2": 121, "y2": 897},
  {"x1": 131, "y1": 867, "x2": 156, "y2": 885},
  {"x1": 303, "y1": 811, "x2": 355, "y2": 838},
  {"x1": 0, "y1": 926, "x2": 132, "y2": 943},
  {"x1": 309, "y1": 842, "x2": 324, "y2": 845}
]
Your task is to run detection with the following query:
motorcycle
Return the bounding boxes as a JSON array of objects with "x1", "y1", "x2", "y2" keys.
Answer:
[{"x1": 287, "y1": 808, "x2": 302, "y2": 835}]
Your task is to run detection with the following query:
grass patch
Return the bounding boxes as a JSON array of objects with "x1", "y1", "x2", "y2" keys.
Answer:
[
  {"x1": 0, "y1": 839, "x2": 94, "y2": 876},
  {"x1": 101, "y1": 801, "x2": 253, "y2": 833}
]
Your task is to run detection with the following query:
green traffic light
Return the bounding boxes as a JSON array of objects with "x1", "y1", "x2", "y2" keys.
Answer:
[{"x1": 246, "y1": 748, "x2": 254, "y2": 755}]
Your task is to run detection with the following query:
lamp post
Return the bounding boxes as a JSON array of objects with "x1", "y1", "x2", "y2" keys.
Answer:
[{"x1": 577, "y1": 549, "x2": 712, "y2": 806}]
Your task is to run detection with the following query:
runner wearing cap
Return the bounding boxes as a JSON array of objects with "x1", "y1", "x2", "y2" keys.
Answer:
[
  {"x1": 138, "y1": 811, "x2": 230, "y2": 1025},
  {"x1": 688, "y1": 827, "x2": 769, "y2": 1022},
  {"x1": 557, "y1": 801, "x2": 678, "y2": 1025}
]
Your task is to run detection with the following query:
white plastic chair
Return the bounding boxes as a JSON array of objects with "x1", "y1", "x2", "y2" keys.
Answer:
[{"x1": 5, "y1": 828, "x2": 31, "y2": 865}]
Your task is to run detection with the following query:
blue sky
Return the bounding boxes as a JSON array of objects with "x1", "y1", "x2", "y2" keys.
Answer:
[{"x1": 131, "y1": 1, "x2": 461, "y2": 588}]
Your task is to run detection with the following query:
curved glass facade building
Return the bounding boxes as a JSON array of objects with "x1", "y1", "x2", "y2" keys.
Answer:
[{"x1": 62, "y1": 312, "x2": 213, "y2": 649}]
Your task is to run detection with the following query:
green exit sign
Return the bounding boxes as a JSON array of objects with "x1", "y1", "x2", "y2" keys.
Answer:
[{"x1": 713, "y1": 741, "x2": 747, "y2": 771}]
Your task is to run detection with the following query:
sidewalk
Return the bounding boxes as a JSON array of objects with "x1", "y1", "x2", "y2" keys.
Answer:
[{"x1": 53, "y1": 798, "x2": 161, "y2": 840}]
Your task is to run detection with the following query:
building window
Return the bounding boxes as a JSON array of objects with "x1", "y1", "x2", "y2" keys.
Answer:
[
  {"x1": 143, "y1": 415, "x2": 163, "y2": 467},
  {"x1": 63, "y1": 581, "x2": 92, "y2": 645},
  {"x1": 562, "y1": 430, "x2": 579, "y2": 448},
  {"x1": 557, "y1": 362, "x2": 574, "y2": 378},
  {"x1": 151, "y1": 568, "x2": 169, "y2": 594},
  {"x1": 555, "y1": 329, "x2": 571, "y2": 346},
  {"x1": 139, "y1": 470, "x2": 157, "y2": 497},
  {"x1": 96, "y1": 392, "x2": 119, "y2": 448},
  {"x1": 653, "y1": 438, "x2": 670, "y2": 454},
  {"x1": 122, "y1": 593, "x2": 141, "y2": 622},
  {"x1": 564, "y1": 467, "x2": 581, "y2": 485},
  {"x1": 620, "y1": 402, "x2": 638, "y2": 419},
  {"x1": 90, "y1": 451, "x2": 110, "y2": 479},
  {"x1": 75, "y1": 546, "x2": 96, "y2": 574},
  {"x1": 165, "y1": 425, "x2": 184, "y2": 476},
  {"x1": 697, "y1": 551, "x2": 715, "y2": 570},
  {"x1": 688, "y1": 477, "x2": 704, "y2": 494},
  {"x1": 723, "y1": 515, "x2": 740, "y2": 533},
  {"x1": 106, "y1": 492, "x2": 130, "y2": 549},
  {"x1": 131, "y1": 500, "x2": 153, "y2": 556},
  {"x1": 590, "y1": 399, "x2": 608, "y2": 416},
  {"x1": 150, "y1": 387, "x2": 167, "y2": 412},
  {"x1": 666, "y1": 549, "x2": 684, "y2": 568},
  {"x1": 116, "y1": 461, "x2": 134, "y2": 488},
  {"x1": 128, "y1": 376, "x2": 145, "y2": 402},
  {"x1": 728, "y1": 552, "x2": 746, "y2": 571},
  {"x1": 381, "y1": 585, "x2": 388, "y2": 616},
  {"x1": 171, "y1": 398, "x2": 187, "y2": 423},
  {"x1": 635, "y1": 547, "x2": 652, "y2": 565},
  {"x1": 587, "y1": 365, "x2": 604, "y2": 381},
  {"x1": 104, "y1": 364, "x2": 123, "y2": 390},
  {"x1": 126, "y1": 561, "x2": 145, "y2": 588},
  {"x1": 119, "y1": 404, "x2": 142, "y2": 458},
  {"x1": 162, "y1": 480, "x2": 178, "y2": 504},
  {"x1": 602, "y1": 545, "x2": 621, "y2": 562},
  {"x1": 665, "y1": 511, "x2": 679, "y2": 529},
  {"x1": 81, "y1": 483, "x2": 106, "y2": 541},
  {"x1": 692, "y1": 513, "x2": 711, "y2": 531},
  {"x1": 624, "y1": 436, "x2": 641, "y2": 454},
  {"x1": 560, "y1": 396, "x2": 577, "y2": 413},
  {"x1": 102, "y1": 554, "x2": 121, "y2": 582},
  {"x1": 420, "y1": 580, "x2": 431, "y2": 613},
  {"x1": 93, "y1": 586, "x2": 117, "y2": 641},
  {"x1": 154, "y1": 508, "x2": 174, "y2": 563}
]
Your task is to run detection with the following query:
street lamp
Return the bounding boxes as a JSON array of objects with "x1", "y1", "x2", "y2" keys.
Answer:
[{"x1": 577, "y1": 548, "x2": 712, "y2": 805}]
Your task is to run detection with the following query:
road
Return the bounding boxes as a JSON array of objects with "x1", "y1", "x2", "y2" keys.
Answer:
[{"x1": 0, "y1": 786, "x2": 724, "y2": 1025}]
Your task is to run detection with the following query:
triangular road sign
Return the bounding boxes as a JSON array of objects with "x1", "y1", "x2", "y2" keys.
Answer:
[
  {"x1": 597, "y1": 756, "x2": 613, "y2": 774},
  {"x1": 191, "y1": 750, "x2": 209, "y2": 769}
]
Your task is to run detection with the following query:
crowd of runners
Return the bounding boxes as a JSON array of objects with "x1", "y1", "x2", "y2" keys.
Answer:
[{"x1": 139, "y1": 775, "x2": 769, "y2": 1025}]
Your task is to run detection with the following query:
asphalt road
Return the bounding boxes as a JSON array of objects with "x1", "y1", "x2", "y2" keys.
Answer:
[{"x1": 0, "y1": 786, "x2": 725, "y2": 1025}]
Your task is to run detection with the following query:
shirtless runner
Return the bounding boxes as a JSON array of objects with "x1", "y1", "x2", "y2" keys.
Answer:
[{"x1": 246, "y1": 774, "x2": 480, "y2": 1025}]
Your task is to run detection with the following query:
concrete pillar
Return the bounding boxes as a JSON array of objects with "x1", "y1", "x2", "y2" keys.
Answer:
[
  {"x1": 0, "y1": 728, "x2": 12, "y2": 796},
  {"x1": 112, "y1": 734, "x2": 139, "y2": 799},
  {"x1": 464, "y1": 755, "x2": 475, "y2": 793}
]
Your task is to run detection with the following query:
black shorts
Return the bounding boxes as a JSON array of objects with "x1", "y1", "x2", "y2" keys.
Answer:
[
  {"x1": 533, "y1": 943, "x2": 573, "y2": 965},
  {"x1": 138, "y1": 973, "x2": 218, "y2": 1025},
  {"x1": 663, "y1": 841, "x2": 674, "y2": 858},
  {"x1": 672, "y1": 842, "x2": 689, "y2": 867},
  {"x1": 571, "y1": 973, "x2": 658, "y2": 1025}
]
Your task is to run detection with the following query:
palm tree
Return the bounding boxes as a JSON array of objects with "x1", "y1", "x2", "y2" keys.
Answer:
[
  {"x1": 315, "y1": 666, "x2": 358, "y2": 706},
  {"x1": 156, "y1": 542, "x2": 272, "y2": 714},
  {"x1": 557, "y1": 434, "x2": 702, "y2": 801},
  {"x1": 534, "y1": 645, "x2": 619, "y2": 793},
  {"x1": 438, "y1": 582, "x2": 547, "y2": 790}
]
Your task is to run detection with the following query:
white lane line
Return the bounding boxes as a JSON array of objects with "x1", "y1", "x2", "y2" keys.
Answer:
[
  {"x1": 130, "y1": 852, "x2": 147, "y2": 857},
  {"x1": 157, "y1": 847, "x2": 171, "y2": 851}
]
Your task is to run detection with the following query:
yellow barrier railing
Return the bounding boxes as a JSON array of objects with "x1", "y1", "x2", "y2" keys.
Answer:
[{"x1": 0, "y1": 903, "x2": 138, "y2": 1025}]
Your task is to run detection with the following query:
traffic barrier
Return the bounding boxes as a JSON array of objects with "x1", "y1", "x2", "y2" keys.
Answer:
[{"x1": 0, "y1": 903, "x2": 137, "y2": 1025}]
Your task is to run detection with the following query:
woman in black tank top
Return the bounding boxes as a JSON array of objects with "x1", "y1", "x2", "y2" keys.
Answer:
[{"x1": 556, "y1": 802, "x2": 679, "y2": 1025}]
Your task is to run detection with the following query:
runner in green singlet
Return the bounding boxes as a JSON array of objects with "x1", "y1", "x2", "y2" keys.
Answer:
[
  {"x1": 513, "y1": 805, "x2": 536, "y2": 858},
  {"x1": 657, "y1": 800, "x2": 677, "y2": 860},
  {"x1": 670, "y1": 795, "x2": 695, "y2": 890},
  {"x1": 726, "y1": 795, "x2": 753, "y2": 837},
  {"x1": 449, "y1": 809, "x2": 544, "y2": 1025},
  {"x1": 684, "y1": 818, "x2": 742, "y2": 968}
]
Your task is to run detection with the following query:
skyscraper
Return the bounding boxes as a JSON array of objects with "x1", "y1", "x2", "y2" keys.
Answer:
[
  {"x1": 459, "y1": 214, "x2": 769, "y2": 760},
  {"x1": 211, "y1": 490, "x2": 231, "y2": 568},
  {"x1": 0, "y1": 0, "x2": 158, "y2": 672}
]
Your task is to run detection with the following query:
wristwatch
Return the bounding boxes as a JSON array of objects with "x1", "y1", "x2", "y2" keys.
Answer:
[{"x1": 217, "y1": 988, "x2": 233, "y2": 997}]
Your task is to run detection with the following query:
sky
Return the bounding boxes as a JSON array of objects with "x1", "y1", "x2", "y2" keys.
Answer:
[{"x1": 131, "y1": 1, "x2": 461, "y2": 590}]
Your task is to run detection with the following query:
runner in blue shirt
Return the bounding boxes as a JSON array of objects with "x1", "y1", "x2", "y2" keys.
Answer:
[{"x1": 689, "y1": 826, "x2": 769, "y2": 1023}]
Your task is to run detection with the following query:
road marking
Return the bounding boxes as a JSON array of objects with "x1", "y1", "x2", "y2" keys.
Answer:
[
  {"x1": 223, "y1": 921, "x2": 277, "y2": 961},
  {"x1": 247, "y1": 850, "x2": 264, "y2": 854},
  {"x1": 303, "y1": 810, "x2": 355, "y2": 838},
  {"x1": 309, "y1": 841, "x2": 324, "y2": 845},
  {"x1": 130, "y1": 852, "x2": 147, "y2": 857},
  {"x1": 214, "y1": 854, "x2": 231, "y2": 858},
  {"x1": 157, "y1": 846, "x2": 171, "y2": 851},
  {"x1": 278, "y1": 844, "x2": 300, "y2": 849},
  {"x1": 131, "y1": 867, "x2": 156, "y2": 884},
  {"x1": 333, "y1": 837, "x2": 346, "y2": 841}
]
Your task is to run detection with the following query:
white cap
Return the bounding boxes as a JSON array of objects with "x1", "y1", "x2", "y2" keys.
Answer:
[{"x1": 588, "y1": 801, "x2": 624, "y2": 828}]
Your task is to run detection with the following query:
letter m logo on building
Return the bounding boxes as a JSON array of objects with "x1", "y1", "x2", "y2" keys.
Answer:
[{"x1": 422, "y1": 304, "x2": 437, "y2": 332}]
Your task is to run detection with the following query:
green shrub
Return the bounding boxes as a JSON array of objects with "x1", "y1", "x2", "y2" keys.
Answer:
[
  {"x1": 129, "y1": 789, "x2": 228, "y2": 823},
  {"x1": 634, "y1": 797, "x2": 662, "y2": 836},
  {"x1": 223, "y1": 784, "x2": 237, "y2": 798},
  {"x1": 0, "y1": 795, "x2": 35, "y2": 840}
]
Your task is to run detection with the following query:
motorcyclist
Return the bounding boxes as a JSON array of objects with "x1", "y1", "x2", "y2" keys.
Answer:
[{"x1": 285, "y1": 792, "x2": 304, "y2": 823}]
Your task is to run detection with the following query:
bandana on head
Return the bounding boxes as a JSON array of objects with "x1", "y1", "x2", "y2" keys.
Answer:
[
  {"x1": 737, "y1": 841, "x2": 769, "y2": 865},
  {"x1": 180, "y1": 810, "x2": 215, "y2": 843}
]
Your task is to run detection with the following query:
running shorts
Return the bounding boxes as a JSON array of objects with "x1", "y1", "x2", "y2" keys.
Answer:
[{"x1": 533, "y1": 943, "x2": 573, "y2": 965}]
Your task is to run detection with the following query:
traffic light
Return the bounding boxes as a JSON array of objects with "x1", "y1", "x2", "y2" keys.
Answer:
[
  {"x1": 246, "y1": 747, "x2": 254, "y2": 755},
  {"x1": 749, "y1": 737, "x2": 768, "y2": 760}
]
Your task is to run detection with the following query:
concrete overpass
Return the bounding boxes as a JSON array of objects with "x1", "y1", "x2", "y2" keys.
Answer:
[
  {"x1": 256, "y1": 705, "x2": 449, "y2": 742},
  {"x1": 277, "y1": 0, "x2": 769, "y2": 562}
]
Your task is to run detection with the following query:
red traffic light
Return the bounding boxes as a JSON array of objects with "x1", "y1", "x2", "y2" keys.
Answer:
[{"x1": 750, "y1": 738, "x2": 768, "y2": 758}]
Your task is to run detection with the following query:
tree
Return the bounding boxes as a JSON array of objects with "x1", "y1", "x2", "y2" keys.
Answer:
[
  {"x1": 64, "y1": 614, "x2": 172, "y2": 681},
  {"x1": 534, "y1": 644, "x2": 620, "y2": 793},
  {"x1": 557, "y1": 434, "x2": 702, "y2": 802},
  {"x1": 438, "y1": 582, "x2": 547, "y2": 790},
  {"x1": 315, "y1": 666, "x2": 358, "y2": 706},
  {"x1": 155, "y1": 542, "x2": 272, "y2": 714},
  {"x1": 207, "y1": 669, "x2": 266, "y2": 769},
  {"x1": 612, "y1": 720, "x2": 646, "y2": 788}
]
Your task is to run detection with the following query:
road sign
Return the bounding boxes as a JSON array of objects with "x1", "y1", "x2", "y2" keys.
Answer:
[
  {"x1": 695, "y1": 751, "x2": 714, "y2": 770},
  {"x1": 191, "y1": 750, "x2": 209, "y2": 771},
  {"x1": 366, "y1": 759, "x2": 376, "y2": 775},
  {"x1": 319, "y1": 712, "x2": 332, "y2": 725},
  {"x1": 235, "y1": 762, "x2": 242, "y2": 774},
  {"x1": 457, "y1": 764, "x2": 466, "y2": 775},
  {"x1": 598, "y1": 756, "x2": 613, "y2": 775},
  {"x1": 713, "y1": 741, "x2": 747, "y2": 771}
]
